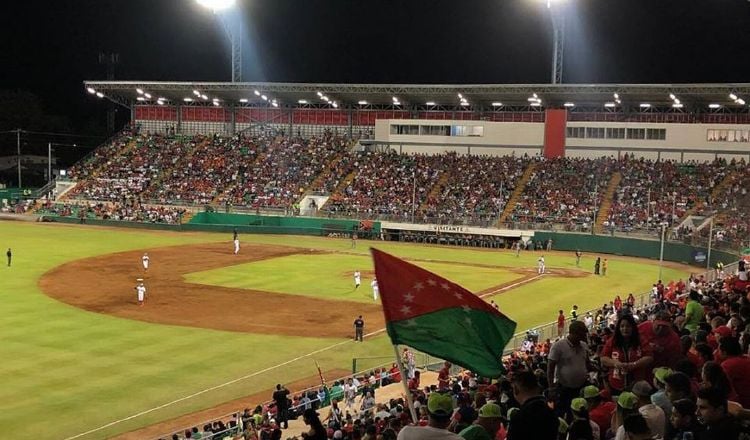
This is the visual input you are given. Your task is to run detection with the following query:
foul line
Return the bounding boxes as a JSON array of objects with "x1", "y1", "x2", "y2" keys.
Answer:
[
  {"x1": 63, "y1": 328, "x2": 386, "y2": 440},
  {"x1": 478, "y1": 273, "x2": 545, "y2": 298},
  {"x1": 65, "y1": 274, "x2": 542, "y2": 439}
]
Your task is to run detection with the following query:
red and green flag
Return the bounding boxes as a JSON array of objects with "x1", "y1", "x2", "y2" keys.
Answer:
[{"x1": 371, "y1": 249, "x2": 517, "y2": 378}]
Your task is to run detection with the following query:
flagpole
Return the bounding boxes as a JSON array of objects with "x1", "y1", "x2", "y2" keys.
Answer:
[{"x1": 392, "y1": 344, "x2": 419, "y2": 423}]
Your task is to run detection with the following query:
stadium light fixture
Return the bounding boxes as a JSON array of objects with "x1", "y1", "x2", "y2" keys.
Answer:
[
  {"x1": 392, "y1": 96, "x2": 399, "y2": 102},
  {"x1": 533, "y1": 93, "x2": 538, "y2": 99},
  {"x1": 673, "y1": 98, "x2": 681, "y2": 105},
  {"x1": 393, "y1": 100, "x2": 401, "y2": 106},
  {"x1": 239, "y1": 98, "x2": 248, "y2": 103},
  {"x1": 157, "y1": 100, "x2": 165, "y2": 106},
  {"x1": 322, "y1": 96, "x2": 329, "y2": 102},
  {"x1": 95, "y1": 92, "x2": 104, "y2": 98},
  {"x1": 332, "y1": 102, "x2": 338, "y2": 108},
  {"x1": 460, "y1": 102, "x2": 470, "y2": 106},
  {"x1": 730, "y1": 93, "x2": 738, "y2": 101},
  {"x1": 358, "y1": 100, "x2": 368, "y2": 105},
  {"x1": 613, "y1": 93, "x2": 619, "y2": 99},
  {"x1": 136, "y1": 97, "x2": 145, "y2": 101},
  {"x1": 196, "y1": 0, "x2": 236, "y2": 11},
  {"x1": 639, "y1": 103, "x2": 651, "y2": 108},
  {"x1": 193, "y1": 90, "x2": 201, "y2": 96},
  {"x1": 527, "y1": 97, "x2": 539, "y2": 102},
  {"x1": 213, "y1": 101, "x2": 220, "y2": 107},
  {"x1": 254, "y1": 90, "x2": 261, "y2": 96},
  {"x1": 317, "y1": 91, "x2": 323, "y2": 97},
  {"x1": 492, "y1": 102, "x2": 503, "y2": 107},
  {"x1": 737, "y1": 99, "x2": 746, "y2": 105},
  {"x1": 425, "y1": 101, "x2": 436, "y2": 106},
  {"x1": 298, "y1": 99, "x2": 308, "y2": 104},
  {"x1": 272, "y1": 101, "x2": 279, "y2": 108},
  {"x1": 136, "y1": 88, "x2": 144, "y2": 95},
  {"x1": 530, "y1": 102, "x2": 542, "y2": 107},
  {"x1": 183, "y1": 97, "x2": 194, "y2": 102},
  {"x1": 604, "y1": 102, "x2": 616, "y2": 108},
  {"x1": 86, "y1": 87, "x2": 96, "y2": 94},
  {"x1": 672, "y1": 103, "x2": 684, "y2": 109},
  {"x1": 212, "y1": 97, "x2": 220, "y2": 102},
  {"x1": 457, "y1": 93, "x2": 463, "y2": 99},
  {"x1": 261, "y1": 95, "x2": 268, "y2": 101},
  {"x1": 201, "y1": 94, "x2": 209, "y2": 100},
  {"x1": 669, "y1": 93, "x2": 676, "y2": 100},
  {"x1": 709, "y1": 103, "x2": 721, "y2": 109},
  {"x1": 144, "y1": 93, "x2": 152, "y2": 99},
  {"x1": 564, "y1": 102, "x2": 575, "y2": 107}
]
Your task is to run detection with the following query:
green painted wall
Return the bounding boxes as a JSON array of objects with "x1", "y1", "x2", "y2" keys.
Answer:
[
  {"x1": 534, "y1": 231, "x2": 738, "y2": 268},
  {"x1": 188, "y1": 212, "x2": 381, "y2": 236}
]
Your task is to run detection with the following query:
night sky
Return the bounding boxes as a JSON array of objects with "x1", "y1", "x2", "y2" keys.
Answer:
[{"x1": 2, "y1": 0, "x2": 750, "y2": 133}]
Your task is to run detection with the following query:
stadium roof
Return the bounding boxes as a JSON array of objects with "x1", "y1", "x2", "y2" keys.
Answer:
[{"x1": 84, "y1": 81, "x2": 750, "y2": 113}]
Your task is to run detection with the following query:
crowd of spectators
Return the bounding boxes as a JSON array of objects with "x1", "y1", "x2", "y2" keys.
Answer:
[
  {"x1": 509, "y1": 157, "x2": 616, "y2": 229},
  {"x1": 606, "y1": 158, "x2": 728, "y2": 232},
  {"x1": 39, "y1": 200, "x2": 185, "y2": 224}
]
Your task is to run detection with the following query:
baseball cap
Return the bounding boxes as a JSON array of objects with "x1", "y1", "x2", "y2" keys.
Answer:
[
  {"x1": 653, "y1": 367, "x2": 673, "y2": 385},
  {"x1": 714, "y1": 326, "x2": 733, "y2": 338},
  {"x1": 582, "y1": 385, "x2": 601, "y2": 399},
  {"x1": 478, "y1": 403, "x2": 502, "y2": 419},
  {"x1": 631, "y1": 380, "x2": 654, "y2": 398},
  {"x1": 571, "y1": 398, "x2": 588, "y2": 413},
  {"x1": 427, "y1": 393, "x2": 454, "y2": 417},
  {"x1": 617, "y1": 392, "x2": 639, "y2": 410}
]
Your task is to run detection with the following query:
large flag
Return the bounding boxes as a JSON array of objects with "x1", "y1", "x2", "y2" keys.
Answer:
[{"x1": 371, "y1": 249, "x2": 517, "y2": 378}]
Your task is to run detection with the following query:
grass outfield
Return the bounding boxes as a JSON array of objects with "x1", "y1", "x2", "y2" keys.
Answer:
[{"x1": 0, "y1": 221, "x2": 689, "y2": 439}]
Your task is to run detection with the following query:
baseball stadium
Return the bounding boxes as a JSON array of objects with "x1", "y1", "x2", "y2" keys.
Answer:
[{"x1": 3, "y1": 1, "x2": 750, "y2": 440}]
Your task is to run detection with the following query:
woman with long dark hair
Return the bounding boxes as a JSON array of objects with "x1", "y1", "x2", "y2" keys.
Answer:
[
  {"x1": 301, "y1": 408, "x2": 327, "y2": 440},
  {"x1": 701, "y1": 361, "x2": 738, "y2": 402},
  {"x1": 600, "y1": 314, "x2": 653, "y2": 392}
]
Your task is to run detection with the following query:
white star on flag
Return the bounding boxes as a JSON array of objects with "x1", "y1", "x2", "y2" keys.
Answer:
[
  {"x1": 400, "y1": 305, "x2": 412, "y2": 315},
  {"x1": 440, "y1": 282, "x2": 451, "y2": 290},
  {"x1": 462, "y1": 305, "x2": 472, "y2": 313},
  {"x1": 413, "y1": 282, "x2": 424, "y2": 291},
  {"x1": 403, "y1": 292, "x2": 415, "y2": 302},
  {"x1": 426, "y1": 279, "x2": 437, "y2": 286},
  {"x1": 403, "y1": 319, "x2": 417, "y2": 327},
  {"x1": 453, "y1": 291, "x2": 464, "y2": 300}
]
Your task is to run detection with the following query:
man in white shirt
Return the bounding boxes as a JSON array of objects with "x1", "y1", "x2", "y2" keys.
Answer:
[
  {"x1": 397, "y1": 393, "x2": 462, "y2": 440},
  {"x1": 547, "y1": 320, "x2": 590, "y2": 417},
  {"x1": 371, "y1": 278, "x2": 379, "y2": 301}
]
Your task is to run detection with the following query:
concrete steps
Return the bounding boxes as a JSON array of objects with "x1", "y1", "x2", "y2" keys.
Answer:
[
  {"x1": 417, "y1": 169, "x2": 450, "y2": 213},
  {"x1": 496, "y1": 162, "x2": 536, "y2": 226},
  {"x1": 594, "y1": 171, "x2": 622, "y2": 234}
]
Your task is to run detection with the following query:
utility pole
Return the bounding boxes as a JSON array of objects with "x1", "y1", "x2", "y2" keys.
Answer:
[{"x1": 99, "y1": 53, "x2": 120, "y2": 133}]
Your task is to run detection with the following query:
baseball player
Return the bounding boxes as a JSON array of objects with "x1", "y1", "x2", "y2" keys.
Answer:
[
  {"x1": 537, "y1": 255, "x2": 545, "y2": 274},
  {"x1": 370, "y1": 278, "x2": 379, "y2": 301},
  {"x1": 233, "y1": 237, "x2": 240, "y2": 255},
  {"x1": 353, "y1": 270, "x2": 361, "y2": 289},
  {"x1": 142, "y1": 252, "x2": 149, "y2": 272},
  {"x1": 135, "y1": 279, "x2": 146, "y2": 306}
]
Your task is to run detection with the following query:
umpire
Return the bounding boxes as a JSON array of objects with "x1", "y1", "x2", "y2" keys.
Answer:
[{"x1": 354, "y1": 315, "x2": 365, "y2": 342}]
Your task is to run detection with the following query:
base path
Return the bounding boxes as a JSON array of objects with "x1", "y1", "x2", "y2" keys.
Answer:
[{"x1": 39, "y1": 242, "x2": 385, "y2": 338}]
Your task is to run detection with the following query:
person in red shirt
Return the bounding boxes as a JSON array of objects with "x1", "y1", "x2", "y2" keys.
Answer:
[
  {"x1": 713, "y1": 326, "x2": 733, "y2": 363},
  {"x1": 437, "y1": 361, "x2": 452, "y2": 390},
  {"x1": 720, "y1": 338, "x2": 750, "y2": 408},
  {"x1": 614, "y1": 296, "x2": 623, "y2": 312},
  {"x1": 557, "y1": 310, "x2": 565, "y2": 338},
  {"x1": 627, "y1": 293, "x2": 636, "y2": 307},
  {"x1": 389, "y1": 363, "x2": 401, "y2": 383},
  {"x1": 638, "y1": 312, "x2": 682, "y2": 370},
  {"x1": 582, "y1": 385, "x2": 616, "y2": 434},
  {"x1": 601, "y1": 314, "x2": 654, "y2": 393}
]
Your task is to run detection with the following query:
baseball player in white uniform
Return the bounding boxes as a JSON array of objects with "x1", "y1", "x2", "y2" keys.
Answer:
[
  {"x1": 233, "y1": 238, "x2": 240, "y2": 255},
  {"x1": 135, "y1": 279, "x2": 146, "y2": 306},
  {"x1": 142, "y1": 252, "x2": 150, "y2": 272},
  {"x1": 370, "y1": 278, "x2": 379, "y2": 301},
  {"x1": 353, "y1": 270, "x2": 361, "y2": 289},
  {"x1": 537, "y1": 255, "x2": 546, "y2": 274}
]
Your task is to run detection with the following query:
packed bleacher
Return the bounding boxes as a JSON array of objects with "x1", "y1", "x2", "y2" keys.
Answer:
[
  {"x1": 158, "y1": 261, "x2": 750, "y2": 440},
  {"x1": 607, "y1": 158, "x2": 729, "y2": 232}
]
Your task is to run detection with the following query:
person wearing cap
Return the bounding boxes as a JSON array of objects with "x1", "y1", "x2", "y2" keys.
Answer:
[
  {"x1": 548, "y1": 320, "x2": 590, "y2": 417},
  {"x1": 720, "y1": 337, "x2": 750, "y2": 408},
  {"x1": 712, "y1": 326, "x2": 733, "y2": 363},
  {"x1": 582, "y1": 385, "x2": 615, "y2": 435},
  {"x1": 458, "y1": 403, "x2": 502, "y2": 440},
  {"x1": 507, "y1": 371, "x2": 558, "y2": 440},
  {"x1": 569, "y1": 397, "x2": 600, "y2": 440},
  {"x1": 638, "y1": 311, "x2": 681, "y2": 370},
  {"x1": 630, "y1": 380, "x2": 666, "y2": 439},
  {"x1": 397, "y1": 393, "x2": 462, "y2": 440},
  {"x1": 611, "y1": 392, "x2": 640, "y2": 440},
  {"x1": 651, "y1": 367, "x2": 674, "y2": 417}
]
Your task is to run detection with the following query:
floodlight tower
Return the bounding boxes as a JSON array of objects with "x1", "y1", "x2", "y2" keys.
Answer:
[
  {"x1": 197, "y1": 0, "x2": 242, "y2": 82},
  {"x1": 546, "y1": 0, "x2": 566, "y2": 84}
]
